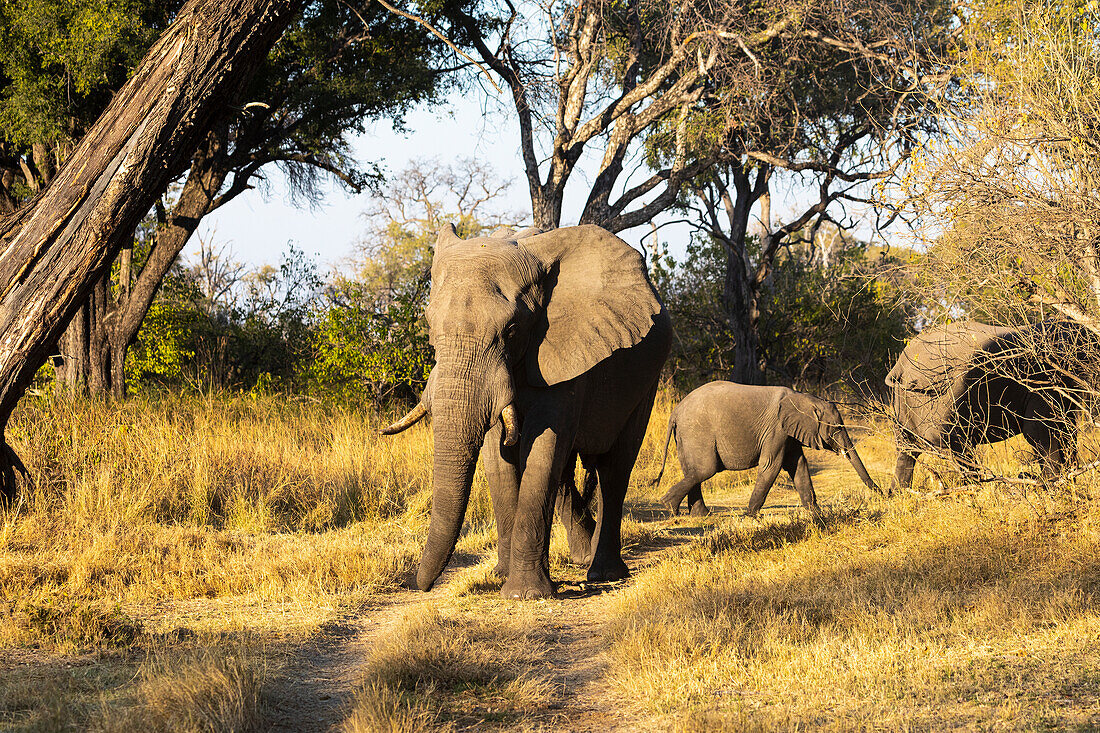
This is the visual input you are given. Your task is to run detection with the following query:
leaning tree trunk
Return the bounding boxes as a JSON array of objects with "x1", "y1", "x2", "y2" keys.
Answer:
[
  {"x1": 56, "y1": 129, "x2": 232, "y2": 399},
  {"x1": 0, "y1": 0, "x2": 306, "y2": 499}
]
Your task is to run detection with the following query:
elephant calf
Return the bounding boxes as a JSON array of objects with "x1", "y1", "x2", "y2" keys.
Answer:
[{"x1": 655, "y1": 382, "x2": 881, "y2": 517}]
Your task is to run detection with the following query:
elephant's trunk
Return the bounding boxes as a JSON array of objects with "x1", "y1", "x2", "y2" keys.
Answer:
[
  {"x1": 416, "y1": 368, "x2": 486, "y2": 591},
  {"x1": 416, "y1": 346, "x2": 517, "y2": 591},
  {"x1": 840, "y1": 432, "x2": 882, "y2": 495}
]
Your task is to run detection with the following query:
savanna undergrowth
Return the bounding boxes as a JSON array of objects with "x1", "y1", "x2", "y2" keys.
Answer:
[{"x1": 0, "y1": 392, "x2": 493, "y2": 645}]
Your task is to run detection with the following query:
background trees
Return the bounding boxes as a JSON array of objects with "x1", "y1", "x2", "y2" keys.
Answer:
[
  {"x1": 2, "y1": 0, "x2": 468, "y2": 397},
  {"x1": 651, "y1": 225, "x2": 913, "y2": 395},
  {"x1": 311, "y1": 159, "x2": 517, "y2": 401},
  {"x1": 446, "y1": 0, "x2": 953, "y2": 386}
]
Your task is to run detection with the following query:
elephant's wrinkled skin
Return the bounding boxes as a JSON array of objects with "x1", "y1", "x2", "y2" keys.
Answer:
[
  {"x1": 886, "y1": 320, "x2": 1082, "y2": 493},
  {"x1": 655, "y1": 382, "x2": 880, "y2": 517},
  {"x1": 383, "y1": 224, "x2": 670, "y2": 599}
]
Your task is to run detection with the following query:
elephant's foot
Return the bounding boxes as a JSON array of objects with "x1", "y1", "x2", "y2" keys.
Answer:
[
  {"x1": 500, "y1": 569, "x2": 554, "y2": 600},
  {"x1": 564, "y1": 522, "x2": 594, "y2": 566},
  {"x1": 687, "y1": 498, "x2": 710, "y2": 517},
  {"x1": 587, "y1": 557, "x2": 629, "y2": 583},
  {"x1": 659, "y1": 491, "x2": 683, "y2": 516}
]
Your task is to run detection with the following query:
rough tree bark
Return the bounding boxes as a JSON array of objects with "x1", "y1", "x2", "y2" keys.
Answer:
[
  {"x1": 0, "y1": 0, "x2": 306, "y2": 499},
  {"x1": 55, "y1": 128, "x2": 234, "y2": 399}
]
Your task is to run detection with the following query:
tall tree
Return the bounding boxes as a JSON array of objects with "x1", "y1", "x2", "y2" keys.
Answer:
[
  {"x1": 446, "y1": 0, "x2": 951, "y2": 384},
  {"x1": 0, "y1": 0, "x2": 308, "y2": 499},
  {"x1": 447, "y1": 0, "x2": 949, "y2": 236},
  {"x1": 25, "y1": 0, "x2": 464, "y2": 397},
  {"x1": 655, "y1": 0, "x2": 952, "y2": 383}
]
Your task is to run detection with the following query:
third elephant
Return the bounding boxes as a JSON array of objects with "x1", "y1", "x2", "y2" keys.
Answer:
[
  {"x1": 886, "y1": 320, "x2": 1086, "y2": 493},
  {"x1": 655, "y1": 382, "x2": 881, "y2": 516}
]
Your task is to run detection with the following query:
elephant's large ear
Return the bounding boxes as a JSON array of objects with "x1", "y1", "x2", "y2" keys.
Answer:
[
  {"x1": 435, "y1": 223, "x2": 462, "y2": 253},
  {"x1": 779, "y1": 393, "x2": 825, "y2": 450},
  {"x1": 519, "y1": 225, "x2": 663, "y2": 386}
]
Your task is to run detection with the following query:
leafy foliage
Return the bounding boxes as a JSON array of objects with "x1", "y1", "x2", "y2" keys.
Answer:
[
  {"x1": 653, "y1": 232, "x2": 913, "y2": 395},
  {"x1": 0, "y1": 0, "x2": 177, "y2": 149},
  {"x1": 308, "y1": 159, "x2": 517, "y2": 402},
  {"x1": 128, "y1": 245, "x2": 323, "y2": 391},
  {"x1": 310, "y1": 271, "x2": 432, "y2": 403}
]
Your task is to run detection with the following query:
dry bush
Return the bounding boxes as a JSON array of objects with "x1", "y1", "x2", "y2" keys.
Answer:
[
  {"x1": 886, "y1": 0, "x2": 1100, "y2": 489},
  {"x1": 904, "y1": 1, "x2": 1100, "y2": 325}
]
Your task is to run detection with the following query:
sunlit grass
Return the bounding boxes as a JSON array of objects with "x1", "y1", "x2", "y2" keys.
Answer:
[
  {"x1": 343, "y1": 603, "x2": 555, "y2": 732},
  {"x1": 605, "y1": 427, "x2": 1100, "y2": 729},
  {"x1": 4, "y1": 388, "x2": 1100, "y2": 730},
  {"x1": 0, "y1": 392, "x2": 494, "y2": 647}
]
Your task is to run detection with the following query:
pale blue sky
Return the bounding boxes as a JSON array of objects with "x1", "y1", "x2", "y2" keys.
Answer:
[
  {"x1": 199, "y1": 94, "x2": 536, "y2": 271},
  {"x1": 197, "y1": 90, "x2": 873, "y2": 273}
]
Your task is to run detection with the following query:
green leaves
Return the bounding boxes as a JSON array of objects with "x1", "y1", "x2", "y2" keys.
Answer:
[{"x1": 0, "y1": 0, "x2": 175, "y2": 148}]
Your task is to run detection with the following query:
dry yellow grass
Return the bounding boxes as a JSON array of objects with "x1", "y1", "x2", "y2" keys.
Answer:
[
  {"x1": 1, "y1": 639, "x2": 270, "y2": 733},
  {"x1": 4, "y1": 387, "x2": 1100, "y2": 730},
  {"x1": 0, "y1": 392, "x2": 494, "y2": 647},
  {"x1": 97, "y1": 646, "x2": 266, "y2": 733},
  {"x1": 606, "y1": 426, "x2": 1100, "y2": 729},
  {"x1": 343, "y1": 603, "x2": 555, "y2": 732}
]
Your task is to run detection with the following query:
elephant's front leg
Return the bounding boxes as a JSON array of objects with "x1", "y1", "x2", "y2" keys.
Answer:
[
  {"x1": 783, "y1": 444, "x2": 819, "y2": 513},
  {"x1": 482, "y1": 422, "x2": 521, "y2": 579},
  {"x1": 502, "y1": 424, "x2": 570, "y2": 600},
  {"x1": 745, "y1": 457, "x2": 785, "y2": 517}
]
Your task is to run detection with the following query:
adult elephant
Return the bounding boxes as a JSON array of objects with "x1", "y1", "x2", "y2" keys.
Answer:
[
  {"x1": 886, "y1": 320, "x2": 1083, "y2": 493},
  {"x1": 382, "y1": 224, "x2": 671, "y2": 599}
]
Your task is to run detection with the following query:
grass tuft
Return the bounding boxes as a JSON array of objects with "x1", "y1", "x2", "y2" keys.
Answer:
[
  {"x1": 345, "y1": 604, "x2": 554, "y2": 729},
  {"x1": 17, "y1": 599, "x2": 142, "y2": 651},
  {"x1": 98, "y1": 649, "x2": 266, "y2": 733}
]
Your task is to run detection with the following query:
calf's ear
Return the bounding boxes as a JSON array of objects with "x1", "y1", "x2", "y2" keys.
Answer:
[{"x1": 779, "y1": 393, "x2": 824, "y2": 450}]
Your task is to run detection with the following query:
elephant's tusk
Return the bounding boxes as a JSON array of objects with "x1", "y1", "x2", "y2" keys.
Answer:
[
  {"x1": 380, "y1": 402, "x2": 428, "y2": 435},
  {"x1": 501, "y1": 403, "x2": 520, "y2": 447}
]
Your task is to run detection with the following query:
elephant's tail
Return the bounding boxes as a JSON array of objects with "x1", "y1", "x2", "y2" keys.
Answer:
[{"x1": 652, "y1": 418, "x2": 675, "y2": 487}]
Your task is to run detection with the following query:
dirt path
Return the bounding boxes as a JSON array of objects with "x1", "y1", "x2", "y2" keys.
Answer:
[
  {"x1": 262, "y1": 529, "x2": 687, "y2": 732},
  {"x1": 264, "y1": 457, "x2": 868, "y2": 732},
  {"x1": 265, "y1": 562, "x2": 475, "y2": 732}
]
